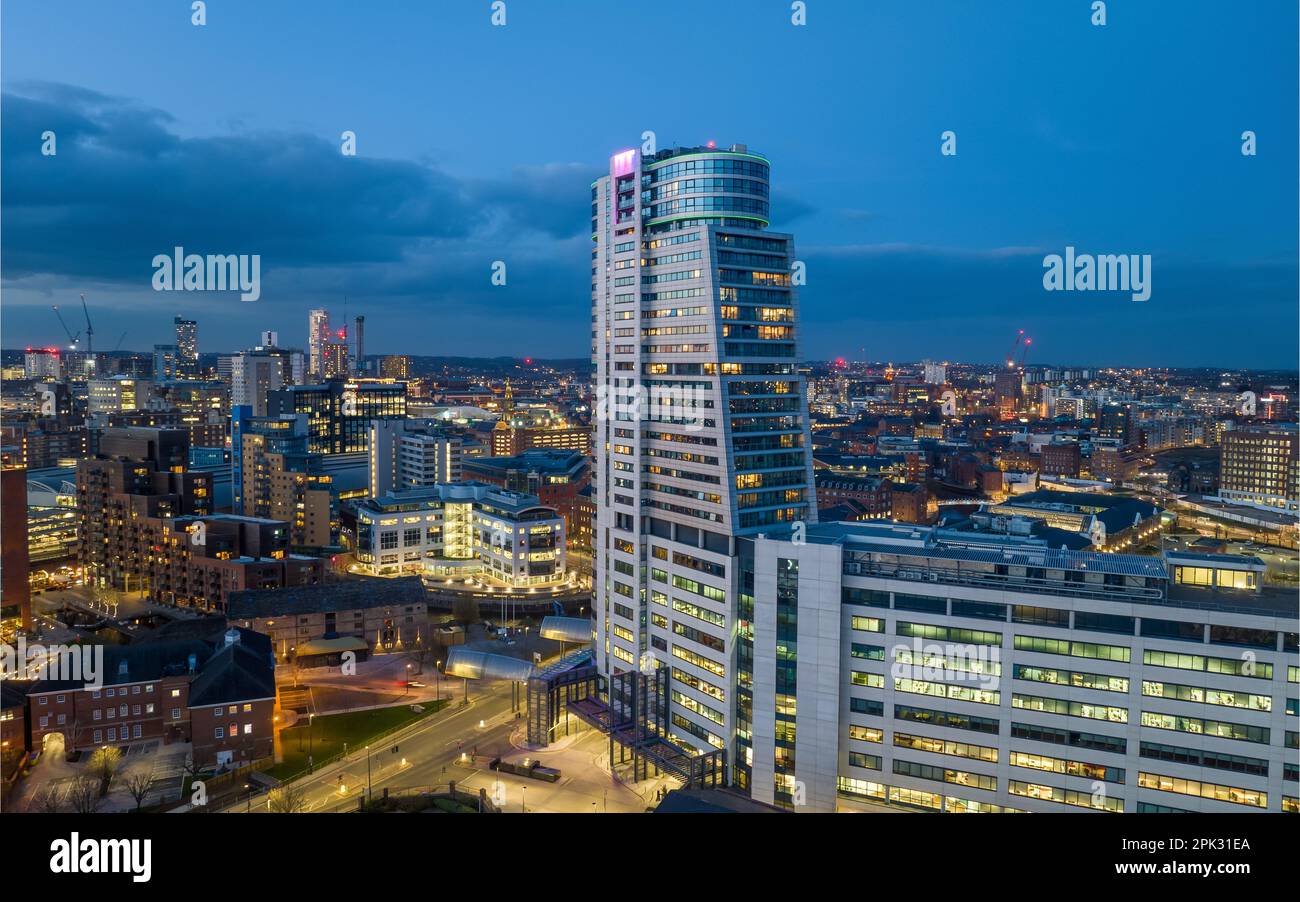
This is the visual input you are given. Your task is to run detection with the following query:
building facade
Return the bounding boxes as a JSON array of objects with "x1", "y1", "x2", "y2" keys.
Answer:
[
  {"x1": 232, "y1": 407, "x2": 334, "y2": 548},
  {"x1": 353, "y1": 482, "x2": 565, "y2": 586},
  {"x1": 24, "y1": 626, "x2": 276, "y2": 770},
  {"x1": 744, "y1": 522, "x2": 1297, "y2": 813},
  {"x1": 368, "y1": 419, "x2": 464, "y2": 496},
  {"x1": 1219, "y1": 424, "x2": 1299, "y2": 512},
  {"x1": 590, "y1": 143, "x2": 817, "y2": 769},
  {"x1": 267, "y1": 379, "x2": 407, "y2": 454}
]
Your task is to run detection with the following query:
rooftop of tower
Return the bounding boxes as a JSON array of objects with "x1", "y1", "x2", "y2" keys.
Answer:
[{"x1": 644, "y1": 143, "x2": 767, "y2": 164}]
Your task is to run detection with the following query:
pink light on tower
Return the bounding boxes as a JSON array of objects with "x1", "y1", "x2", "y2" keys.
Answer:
[{"x1": 611, "y1": 149, "x2": 636, "y2": 177}]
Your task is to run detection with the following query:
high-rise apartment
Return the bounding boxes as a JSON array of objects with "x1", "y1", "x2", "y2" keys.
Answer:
[
  {"x1": 308, "y1": 308, "x2": 330, "y2": 377},
  {"x1": 174, "y1": 317, "x2": 198, "y2": 376},
  {"x1": 590, "y1": 144, "x2": 816, "y2": 769}
]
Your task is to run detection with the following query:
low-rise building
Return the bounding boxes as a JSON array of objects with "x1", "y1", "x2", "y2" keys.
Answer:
[
  {"x1": 353, "y1": 482, "x2": 566, "y2": 586},
  {"x1": 227, "y1": 575, "x2": 430, "y2": 662},
  {"x1": 23, "y1": 625, "x2": 275, "y2": 771}
]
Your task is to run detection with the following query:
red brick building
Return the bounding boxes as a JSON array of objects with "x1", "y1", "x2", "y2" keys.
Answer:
[
  {"x1": 22, "y1": 625, "x2": 275, "y2": 771},
  {"x1": 814, "y1": 473, "x2": 892, "y2": 518},
  {"x1": 890, "y1": 482, "x2": 935, "y2": 525},
  {"x1": 1040, "y1": 442, "x2": 1082, "y2": 478}
]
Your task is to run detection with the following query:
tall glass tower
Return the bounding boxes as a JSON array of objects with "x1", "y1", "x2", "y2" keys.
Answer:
[
  {"x1": 174, "y1": 317, "x2": 198, "y2": 377},
  {"x1": 590, "y1": 143, "x2": 816, "y2": 787}
]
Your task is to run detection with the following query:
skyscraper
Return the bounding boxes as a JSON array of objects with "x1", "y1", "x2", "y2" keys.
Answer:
[
  {"x1": 174, "y1": 317, "x2": 198, "y2": 376},
  {"x1": 308, "y1": 308, "x2": 330, "y2": 377},
  {"x1": 590, "y1": 143, "x2": 816, "y2": 772},
  {"x1": 353, "y1": 315, "x2": 365, "y2": 375}
]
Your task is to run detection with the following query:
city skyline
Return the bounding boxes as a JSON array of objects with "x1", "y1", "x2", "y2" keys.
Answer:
[{"x1": 3, "y1": 1, "x2": 1297, "y2": 367}]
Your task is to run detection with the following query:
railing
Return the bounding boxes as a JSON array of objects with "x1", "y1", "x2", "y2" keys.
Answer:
[
  {"x1": 843, "y1": 559, "x2": 1164, "y2": 604},
  {"x1": 843, "y1": 559, "x2": 1297, "y2": 620}
]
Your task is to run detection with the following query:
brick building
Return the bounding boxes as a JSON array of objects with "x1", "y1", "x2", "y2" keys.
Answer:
[
  {"x1": 227, "y1": 575, "x2": 430, "y2": 663},
  {"x1": 1039, "y1": 441, "x2": 1082, "y2": 478},
  {"x1": 813, "y1": 472, "x2": 892, "y2": 519},
  {"x1": 22, "y1": 626, "x2": 275, "y2": 770}
]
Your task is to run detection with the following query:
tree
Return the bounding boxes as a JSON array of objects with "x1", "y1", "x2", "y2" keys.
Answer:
[
  {"x1": 30, "y1": 784, "x2": 66, "y2": 813},
  {"x1": 66, "y1": 775, "x2": 101, "y2": 814},
  {"x1": 266, "y1": 781, "x2": 309, "y2": 813},
  {"x1": 88, "y1": 745, "x2": 123, "y2": 794},
  {"x1": 122, "y1": 766, "x2": 158, "y2": 811}
]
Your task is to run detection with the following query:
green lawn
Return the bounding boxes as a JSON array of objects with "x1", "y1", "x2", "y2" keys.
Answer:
[{"x1": 267, "y1": 701, "x2": 446, "y2": 781}]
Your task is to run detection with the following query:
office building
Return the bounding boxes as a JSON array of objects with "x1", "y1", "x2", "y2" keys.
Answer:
[
  {"x1": 267, "y1": 379, "x2": 407, "y2": 454},
  {"x1": 153, "y1": 344, "x2": 180, "y2": 381},
  {"x1": 229, "y1": 350, "x2": 287, "y2": 416},
  {"x1": 463, "y1": 449, "x2": 591, "y2": 544},
  {"x1": 1219, "y1": 424, "x2": 1299, "y2": 513},
  {"x1": 590, "y1": 143, "x2": 817, "y2": 769},
  {"x1": 368, "y1": 419, "x2": 463, "y2": 496},
  {"x1": 922, "y1": 361, "x2": 947, "y2": 386},
  {"x1": 741, "y1": 522, "x2": 1297, "y2": 813},
  {"x1": 353, "y1": 482, "x2": 565, "y2": 586},
  {"x1": 87, "y1": 376, "x2": 153, "y2": 415}
]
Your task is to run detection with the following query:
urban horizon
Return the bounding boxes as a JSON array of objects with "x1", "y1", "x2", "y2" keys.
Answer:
[
  {"x1": 1, "y1": 0, "x2": 1296, "y2": 884},
  {"x1": 3, "y1": 2, "x2": 1297, "y2": 368}
]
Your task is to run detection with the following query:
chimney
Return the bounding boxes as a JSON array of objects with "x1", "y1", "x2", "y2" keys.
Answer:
[
  {"x1": 187, "y1": 652, "x2": 198, "y2": 673},
  {"x1": 117, "y1": 659, "x2": 129, "y2": 680},
  {"x1": 353, "y1": 315, "x2": 365, "y2": 375}
]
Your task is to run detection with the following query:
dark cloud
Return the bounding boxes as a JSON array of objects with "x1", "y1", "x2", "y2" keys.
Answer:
[{"x1": 1, "y1": 82, "x2": 596, "y2": 289}]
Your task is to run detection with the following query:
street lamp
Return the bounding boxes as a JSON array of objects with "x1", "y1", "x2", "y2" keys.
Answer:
[
  {"x1": 521, "y1": 786, "x2": 526, "y2": 814},
  {"x1": 405, "y1": 663, "x2": 411, "y2": 695},
  {"x1": 365, "y1": 745, "x2": 372, "y2": 802},
  {"x1": 307, "y1": 713, "x2": 315, "y2": 771},
  {"x1": 435, "y1": 660, "x2": 442, "y2": 701}
]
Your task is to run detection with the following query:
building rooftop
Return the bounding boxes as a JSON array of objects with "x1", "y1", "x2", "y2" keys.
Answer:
[
  {"x1": 227, "y1": 575, "x2": 426, "y2": 619},
  {"x1": 187, "y1": 637, "x2": 277, "y2": 707},
  {"x1": 361, "y1": 480, "x2": 555, "y2": 517}
]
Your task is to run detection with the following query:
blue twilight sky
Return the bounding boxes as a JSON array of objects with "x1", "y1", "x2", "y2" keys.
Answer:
[{"x1": 2, "y1": 0, "x2": 1296, "y2": 367}]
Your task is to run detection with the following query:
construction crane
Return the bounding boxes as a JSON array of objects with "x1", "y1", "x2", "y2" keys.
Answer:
[
  {"x1": 1005, "y1": 328, "x2": 1025, "y2": 368},
  {"x1": 1017, "y1": 337, "x2": 1033, "y2": 370},
  {"x1": 112, "y1": 331, "x2": 128, "y2": 353},
  {"x1": 79, "y1": 294, "x2": 95, "y2": 357},
  {"x1": 51, "y1": 305, "x2": 81, "y2": 349}
]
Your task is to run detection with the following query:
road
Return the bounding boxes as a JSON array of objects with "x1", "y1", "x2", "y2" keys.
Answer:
[{"x1": 229, "y1": 678, "x2": 521, "y2": 813}]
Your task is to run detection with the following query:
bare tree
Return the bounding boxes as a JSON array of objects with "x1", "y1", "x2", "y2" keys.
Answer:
[
  {"x1": 122, "y1": 766, "x2": 158, "y2": 811},
  {"x1": 266, "y1": 780, "x2": 310, "y2": 813},
  {"x1": 30, "y1": 783, "x2": 66, "y2": 814},
  {"x1": 66, "y1": 775, "x2": 101, "y2": 814}
]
